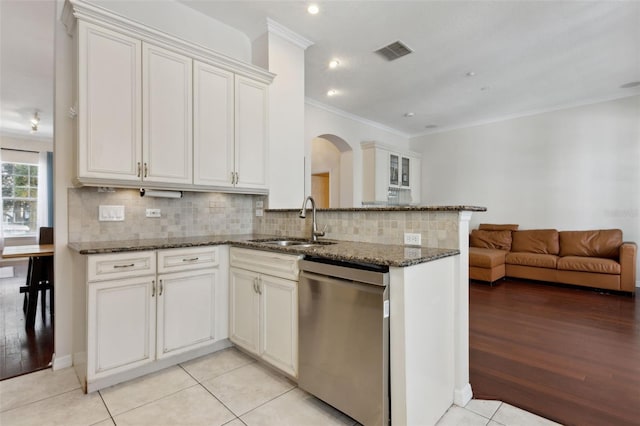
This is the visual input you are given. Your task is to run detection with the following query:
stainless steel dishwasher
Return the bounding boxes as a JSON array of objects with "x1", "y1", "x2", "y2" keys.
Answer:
[{"x1": 298, "y1": 256, "x2": 390, "y2": 426}]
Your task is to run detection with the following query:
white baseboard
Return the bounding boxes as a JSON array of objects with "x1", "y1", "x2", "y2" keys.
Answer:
[
  {"x1": 454, "y1": 383, "x2": 473, "y2": 407},
  {"x1": 52, "y1": 353, "x2": 73, "y2": 370}
]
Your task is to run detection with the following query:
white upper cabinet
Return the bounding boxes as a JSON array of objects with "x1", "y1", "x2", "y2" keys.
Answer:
[
  {"x1": 142, "y1": 44, "x2": 193, "y2": 185},
  {"x1": 361, "y1": 142, "x2": 422, "y2": 204},
  {"x1": 77, "y1": 22, "x2": 142, "y2": 182},
  {"x1": 235, "y1": 76, "x2": 268, "y2": 190},
  {"x1": 193, "y1": 61, "x2": 235, "y2": 187},
  {"x1": 69, "y1": 3, "x2": 275, "y2": 192}
]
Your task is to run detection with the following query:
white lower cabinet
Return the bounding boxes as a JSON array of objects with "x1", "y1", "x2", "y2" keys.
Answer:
[
  {"x1": 88, "y1": 275, "x2": 156, "y2": 379},
  {"x1": 156, "y1": 268, "x2": 217, "y2": 359},
  {"x1": 229, "y1": 247, "x2": 301, "y2": 377},
  {"x1": 79, "y1": 246, "x2": 228, "y2": 391}
]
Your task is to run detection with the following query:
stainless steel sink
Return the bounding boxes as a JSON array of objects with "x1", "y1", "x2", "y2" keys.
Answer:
[{"x1": 251, "y1": 239, "x2": 336, "y2": 248}]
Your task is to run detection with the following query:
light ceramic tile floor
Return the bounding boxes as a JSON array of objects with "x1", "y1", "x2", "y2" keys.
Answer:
[{"x1": 0, "y1": 347, "x2": 561, "y2": 426}]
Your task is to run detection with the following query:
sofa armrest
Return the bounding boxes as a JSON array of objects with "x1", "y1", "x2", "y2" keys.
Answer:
[{"x1": 620, "y1": 242, "x2": 637, "y2": 293}]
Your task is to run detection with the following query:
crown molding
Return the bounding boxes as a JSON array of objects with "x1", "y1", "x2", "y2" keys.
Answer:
[
  {"x1": 266, "y1": 18, "x2": 314, "y2": 50},
  {"x1": 411, "y1": 92, "x2": 640, "y2": 139},
  {"x1": 305, "y1": 98, "x2": 410, "y2": 139}
]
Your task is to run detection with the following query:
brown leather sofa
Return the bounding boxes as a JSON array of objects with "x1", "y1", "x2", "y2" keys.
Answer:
[{"x1": 469, "y1": 224, "x2": 637, "y2": 294}]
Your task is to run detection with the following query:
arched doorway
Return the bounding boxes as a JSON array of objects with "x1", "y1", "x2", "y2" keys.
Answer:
[{"x1": 311, "y1": 134, "x2": 353, "y2": 208}]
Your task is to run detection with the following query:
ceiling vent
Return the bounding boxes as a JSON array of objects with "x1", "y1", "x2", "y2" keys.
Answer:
[{"x1": 375, "y1": 41, "x2": 413, "y2": 61}]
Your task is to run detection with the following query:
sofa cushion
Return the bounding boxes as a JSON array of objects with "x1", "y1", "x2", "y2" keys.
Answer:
[
  {"x1": 559, "y1": 229, "x2": 622, "y2": 259},
  {"x1": 506, "y1": 252, "x2": 558, "y2": 269},
  {"x1": 469, "y1": 247, "x2": 507, "y2": 268},
  {"x1": 557, "y1": 256, "x2": 621, "y2": 275},
  {"x1": 511, "y1": 229, "x2": 560, "y2": 254},
  {"x1": 479, "y1": 224, "x2": 519, "y2": 231},
  {"x1": 470, "y1": 229, "x2": 513, "y2": 251}
]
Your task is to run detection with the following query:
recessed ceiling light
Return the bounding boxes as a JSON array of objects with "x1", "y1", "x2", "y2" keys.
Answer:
[
  {"x1": 329, "y1": 59, "x2": 340, "y2": 69},
  {"x1": 327, "y1": 89, "x2": 338, "y2": 97},
  {"x1": 308, "y1": 4, "x2": 319, "y2": 15},
  {"x1": 466, "y1": 71, "x2": 476, "y2": 77},
  {"x1": 425, "y1": 124, "x2": 438, "y2": 129},
  {"x1": 403, "y1": 112, "x2": 415, "y2": 117},
  {"x1": 620, "y1": 81, "x2": 640, "y2": 89}
]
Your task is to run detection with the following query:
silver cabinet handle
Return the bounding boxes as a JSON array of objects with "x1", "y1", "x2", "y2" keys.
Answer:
[
  {"x1": 151, "y1": 280, "x2": 156, "y2": 297},
  {"x1": 256, "y1": 277, "x2": 262, "y2": 295},
  {"x1": 137, "y1": 162, "x2": 141, "y2": 177},
  {"x1": 182, "y1": 257, "x2": 199, "y2": 262},
  {"x1": 235, "y1": 172, "x2": 239, "y2": 184},
  {"x1": 253, "y1": 278, "x2": 258, "y2": 293},
  {"x1": 159, "y1": 279, "x2": 164, "y2": 296},
  {"x1": 114, "y1": 263, "x2": 134, "y2": 269},
  {"x1": 230, "y1": 171, "x2": 235, "y2": 184},
  {"x1": 144, "y1": 162, "x2": 148, "y2": 177}
]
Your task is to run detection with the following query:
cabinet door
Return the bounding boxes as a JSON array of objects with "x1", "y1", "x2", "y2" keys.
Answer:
[
  {"x1": 193, "y1": 61, "x2": 235, "y2": 187},
  {"x1": 77, "y1": 22, "x2": 142, "y2": 182},
  {"x1": 143, "y1": 43, "x2": 193, "y2": 184},
  {"x1": 235, "y1": 76, "x2": 268, "y2": 189},
  {"x1": 229, "y1": 267, "x2": 260, "y2": 355},
  {"x1": 401, "y1": 157, "x2": 410, "y2": 187},
  {"x1": 260, "y1": 275, "x2": 298, "y2": 377},
  {"x1": 87, "y1": 276, "x2": 156, "y2": 380},
  {"x1": 157, "y1": 269, "x2": 217, "y2": 359},
  {"x1": 389, "y1": 153, "x2": 399, "y2": 186}
]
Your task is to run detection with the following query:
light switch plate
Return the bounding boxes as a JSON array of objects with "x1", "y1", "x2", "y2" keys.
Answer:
[{"x1": 99, "y1": 205, "x2": 125, "y2": 221}]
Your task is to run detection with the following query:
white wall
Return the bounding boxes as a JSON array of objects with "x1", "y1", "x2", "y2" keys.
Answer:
[
  {"x1": 311, "y1": 137, "x2": 341, "y2": 207},
  {"x1": 89, "y1": 0, "x2": 251, "y2": 62},
  {"x1": 52, "y1": 0, "x2": 254, "y2": 368},
  {"x1": 305, "y1": 101, "x2": 410, "y2": 206},
  {"x1": 411, "y1": 95, "x2": 640, "y2": 282}
]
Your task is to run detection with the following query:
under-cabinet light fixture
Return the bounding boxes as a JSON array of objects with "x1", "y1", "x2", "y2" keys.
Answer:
[{"x1": 140, "y1": 188, "x2": 183, "y2": 199}]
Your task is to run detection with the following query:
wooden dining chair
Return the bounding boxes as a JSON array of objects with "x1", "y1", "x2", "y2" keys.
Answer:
[{"x1": 20, "y1": 227, "x2": 54, "y2": 327}]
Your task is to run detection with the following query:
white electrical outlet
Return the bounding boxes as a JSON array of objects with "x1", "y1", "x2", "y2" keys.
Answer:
[
  {"x1": 146, "y1": 208, "x2": 161, "y2": 218},
  {"x1": 404, "y1": 232, "x2": 422, "y2": 246},
  {"x1": 256, "y1": 200, "x2": 264, "y2": 208},
  {"x1": 255, "y1": 208, "x2": 264, "y2": 217},
  {"x1": 98, "y1": 205, "x2": 125, "y2": 221}
]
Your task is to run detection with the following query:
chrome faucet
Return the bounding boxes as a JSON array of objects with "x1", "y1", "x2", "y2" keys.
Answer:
[{"x1": 299, "y1": 196, "x2": 326, "y2": 241}]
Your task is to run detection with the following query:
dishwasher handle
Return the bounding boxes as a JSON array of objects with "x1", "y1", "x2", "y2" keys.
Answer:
[{"x1": 299, "y1": 259, "x2": 389, "y2": 286}]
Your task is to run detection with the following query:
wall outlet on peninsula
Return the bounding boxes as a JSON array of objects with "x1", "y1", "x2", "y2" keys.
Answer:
[{"x1": 404, "y1": 232, "x2": 421, "y2": 246}]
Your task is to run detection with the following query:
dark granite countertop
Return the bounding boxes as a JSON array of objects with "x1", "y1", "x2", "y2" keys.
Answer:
[
  {"x1": 68, "y1": 234, "x2": 459, "y2": 267},
  {"x1": 265, "y1": 205, "x2": 487, "y2": 213}
]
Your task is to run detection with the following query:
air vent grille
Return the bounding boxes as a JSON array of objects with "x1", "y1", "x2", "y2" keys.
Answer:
[{"x1": 375, "y1": 41, "x2": 413, "y2": 61}]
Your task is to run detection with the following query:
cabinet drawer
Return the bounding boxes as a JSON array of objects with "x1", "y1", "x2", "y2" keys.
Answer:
[
  {"x1": 87, "y1": 251, "x2": 156, "y2": 282},
  {"x1": 158, "y1": 246, "x2": 219, "y2": 273},
  {"x1": 230, "y1": 247, "x2": 301, "y2": 281}
]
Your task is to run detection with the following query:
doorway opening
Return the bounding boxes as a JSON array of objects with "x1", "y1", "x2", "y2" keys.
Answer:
[
  {"x1": 311, "y1": 134, "x2": 353, "y2": 208},
  {"x1": 311, "y1": 172, "x2": 330, "y2": 208}
]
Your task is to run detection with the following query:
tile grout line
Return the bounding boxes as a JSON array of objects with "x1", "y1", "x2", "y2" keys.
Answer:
[
  {"x1": 97, "y1": 389, "x2": 115, "y2": 424},
  {"x1": 0, "y1": 384, "x2": 81, "y2": 414}
]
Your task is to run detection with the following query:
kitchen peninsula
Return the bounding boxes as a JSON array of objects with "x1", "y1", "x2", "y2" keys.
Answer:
[{"x1": 68, "y1": 204, "x2": 485, "y2": 425}]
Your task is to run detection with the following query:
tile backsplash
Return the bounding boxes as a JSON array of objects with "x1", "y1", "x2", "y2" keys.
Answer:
[
  {"x1": 69, "y1": 187, "x2": 460, "y2": 249},
  {"x1": 68, "y1": 187, "x2": 259, "y2": 243},
  {"x1": 254, "y1": 210, "x2": 460, "y2": 249}
]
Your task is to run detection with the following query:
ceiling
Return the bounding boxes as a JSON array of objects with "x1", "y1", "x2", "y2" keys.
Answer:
[
  {"x1": 1, "y1": 1, "x2": 638, "y2": 141},
  {"x1": 0, "y1": 0, "x2": 55, "y2": 141},
  {"x1": 180, "y1": 0, "x2": 640, "y2": 137}
]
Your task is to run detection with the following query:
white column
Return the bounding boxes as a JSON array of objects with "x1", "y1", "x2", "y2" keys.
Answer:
[
  {"x1": 454, "y1": 211, "x2": 473, "y2": 406},
  {"x1": 261, "y1": 19, "x2": 313, "y2": 208}
]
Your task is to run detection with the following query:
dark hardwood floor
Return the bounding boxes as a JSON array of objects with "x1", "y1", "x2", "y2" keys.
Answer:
[
  {"x1": 470, "y1": 278, "x2": 639, "y2": 426},
  {"x1": 0, "y1": 262, "x2": 54, "y2": 381}
]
